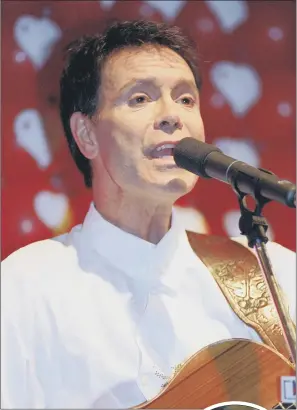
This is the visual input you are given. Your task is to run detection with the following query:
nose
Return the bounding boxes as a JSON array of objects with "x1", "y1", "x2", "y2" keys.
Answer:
[{"x1": 154, "y1": 115, "x2": 183, "y2": 134}]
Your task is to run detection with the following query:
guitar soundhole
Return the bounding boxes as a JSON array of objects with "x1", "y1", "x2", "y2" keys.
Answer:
[{"x1": 273, "y1": 403, "x2": 296, "y2": 409}]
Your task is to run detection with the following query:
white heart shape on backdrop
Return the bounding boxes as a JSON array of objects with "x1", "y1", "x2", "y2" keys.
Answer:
[
  {"x1": 34, "y1": 191, "x2": 69, "y2": 229},
  {"x1": 210, "y1": 61, "x2": 262, "y2": 117},
  {"x1": 14, "y1": 109, "x2": 52, "y2": 169},
  {"x1": 144, "y1": 0, "x2": 186, "y2": 21},
  {"x1": 205, "y1": 0, "x2": 249, "y2": 33},
  {"x1": 173, "y1": 206, "x2": 209, "y2": 234},
  {"x1": 14, "y1": 15, "x2": 62, "y2": 70},
  {"x1": 99, "y1": 0, "x2": 116, "y2": 10},
  {"x1": 213, "y1": 137, "x2": 261, "y2": 168}
]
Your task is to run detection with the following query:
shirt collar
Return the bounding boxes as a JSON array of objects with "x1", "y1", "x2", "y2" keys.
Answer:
[{"x1": 79, "y1": 202, "x2": 186, "y2": 282}]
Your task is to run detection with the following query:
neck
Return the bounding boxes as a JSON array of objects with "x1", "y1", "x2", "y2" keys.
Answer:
[{"x1": 92, "y1": 179, "x2": 173, "y2": 245}]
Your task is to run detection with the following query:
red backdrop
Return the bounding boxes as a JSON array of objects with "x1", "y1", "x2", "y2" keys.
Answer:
[{"x1": 1, "y1": 0, "x2": 296, "y2": 260}]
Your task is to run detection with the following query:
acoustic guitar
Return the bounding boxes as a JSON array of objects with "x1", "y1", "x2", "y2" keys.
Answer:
[{"x1": 135, "y1": 339, "x2": 296, "y2": 409}]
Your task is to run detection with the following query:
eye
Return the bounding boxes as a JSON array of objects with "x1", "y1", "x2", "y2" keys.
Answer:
[
  {"x1": 177, "y1": 95, "x2": 195, "y2": 107},
  {"x1": 128, "y1": 94, "x2": 151, "y2": 106}
]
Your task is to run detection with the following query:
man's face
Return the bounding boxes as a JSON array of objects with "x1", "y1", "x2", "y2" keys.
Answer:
[{"x1": 91, "y1": 45, "x2": 205, "y2": 201}]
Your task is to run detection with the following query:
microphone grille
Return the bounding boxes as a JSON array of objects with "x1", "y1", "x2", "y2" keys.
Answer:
[{"x1": 173, "y1": 137, "x2": 222, "y2": 177}]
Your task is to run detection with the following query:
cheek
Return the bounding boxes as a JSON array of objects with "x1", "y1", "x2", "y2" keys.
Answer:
[
  {"x1": 186, "y1": 112, "x2": 205, "y2": 141},
  {"x1": 98, "y1": 122, "x2": 141, "y2": 172},
  {"x1": 111, "y1": 108, "x2": 151, "y2": 152},
  {"x1": 116, "y1": 105, "x2": 147, "y2": 130}
]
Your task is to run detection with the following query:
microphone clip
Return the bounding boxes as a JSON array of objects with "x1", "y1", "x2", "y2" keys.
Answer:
[{"x1": 229, "y1": 168, "x2": 271, "y2": 249}]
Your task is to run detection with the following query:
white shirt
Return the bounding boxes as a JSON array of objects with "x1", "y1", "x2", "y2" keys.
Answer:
[{"x1": 1, "y1": 203, "x2": 296, "y2": 409}]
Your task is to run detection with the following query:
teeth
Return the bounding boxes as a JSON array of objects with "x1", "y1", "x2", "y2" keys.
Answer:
[{"x1": 156, "y1": 143, "x2": 175, "y2": 152}]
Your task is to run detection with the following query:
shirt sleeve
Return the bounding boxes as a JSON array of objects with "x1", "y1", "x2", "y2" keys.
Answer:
[{"x1": 1, "y1": 257, "x2": 44, "y2": 409}]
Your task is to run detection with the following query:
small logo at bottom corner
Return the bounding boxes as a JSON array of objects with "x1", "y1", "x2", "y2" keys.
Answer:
[{"x1": 281, "y1": 376, "x2": 296, "y2": 403}]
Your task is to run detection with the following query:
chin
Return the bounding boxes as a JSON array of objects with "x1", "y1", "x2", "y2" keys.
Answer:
[
  {"x1": 170, "y1": 176, "x2": 197, "y2": 193},
  {"x1": 155, "y1": 174, "x2": 198, "y2": 198}
]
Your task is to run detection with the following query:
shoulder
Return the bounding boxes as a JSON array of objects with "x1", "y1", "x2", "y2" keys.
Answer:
[
  {"x1": 231, "y1": 236, "x2": 295, "y2": 270},
  {"x1": 231, "y1": 235, "x2": 296, "y2": 285},
  {"x1": 187, "y1": 231, "x2": 295, "y2": 319},
  {"x1": 1, "y1": 225, "x2": 83, "y2": 286},
  {"x1": 1, "y1": 226, "x2": 85, "y2": 328},
  {"x1": 3, "y1": 237, "x2": 69, "y2": 266}
]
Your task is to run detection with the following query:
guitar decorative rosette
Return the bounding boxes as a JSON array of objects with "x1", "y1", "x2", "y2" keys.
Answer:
[{"x1": 204, "y1": 401, "x2": 267, "y2": 410}]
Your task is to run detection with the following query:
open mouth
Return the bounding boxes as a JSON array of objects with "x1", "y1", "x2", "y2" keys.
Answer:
[{"x1": 150, "y1": 143, "x2": 176, "y2": 159}]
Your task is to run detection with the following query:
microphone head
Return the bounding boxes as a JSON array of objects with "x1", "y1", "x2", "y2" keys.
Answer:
[{"x1": 173, "y1": 137, "x2": 222, "y2": 178}]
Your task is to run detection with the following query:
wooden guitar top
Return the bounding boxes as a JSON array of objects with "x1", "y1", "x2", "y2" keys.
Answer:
[{"x1": 135, "y1": 339, "x2": 295, "y2": 409}]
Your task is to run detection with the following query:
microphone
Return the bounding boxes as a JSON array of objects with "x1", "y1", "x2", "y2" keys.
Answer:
[{"x1": 173, "y1": 137, "x2": 296, "y2": 208}]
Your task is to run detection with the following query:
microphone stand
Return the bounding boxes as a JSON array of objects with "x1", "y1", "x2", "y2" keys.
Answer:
[{"x1": 230, "y1": 176, "x2": 296, "y2": 365}]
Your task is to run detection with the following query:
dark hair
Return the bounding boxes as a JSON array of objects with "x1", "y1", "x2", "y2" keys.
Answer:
[{"x1": 59, "y1": 20, "x2": 202, "y2": 188}]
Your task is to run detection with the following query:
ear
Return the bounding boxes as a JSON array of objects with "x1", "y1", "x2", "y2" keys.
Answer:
[{"x1": 70, "y1": 112, "x2": 98, "y2": 159}]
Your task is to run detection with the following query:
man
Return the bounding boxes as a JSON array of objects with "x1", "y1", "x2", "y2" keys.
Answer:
[{"x1": 1, "y1": 20, "x2": 295, "y2": 409}]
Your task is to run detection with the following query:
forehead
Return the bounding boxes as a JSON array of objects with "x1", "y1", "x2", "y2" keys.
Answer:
[{"x1": 101, "y1": 45, "x2": 196, "y2": 92}]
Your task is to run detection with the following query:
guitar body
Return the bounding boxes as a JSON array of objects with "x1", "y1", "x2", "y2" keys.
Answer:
[{"x1": 136, "y1": 339, "x2": 295, "y2": 409}]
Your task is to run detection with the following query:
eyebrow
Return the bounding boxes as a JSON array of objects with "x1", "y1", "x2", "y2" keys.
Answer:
[
  {"x1": 118, "y1": 77, "x2": 158, "y2": 94},
  {"x1": 118, "y1": 77, "x2": 198, "y2": 95}
]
